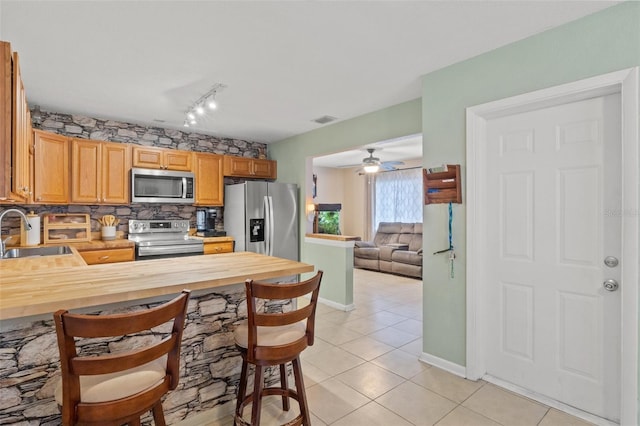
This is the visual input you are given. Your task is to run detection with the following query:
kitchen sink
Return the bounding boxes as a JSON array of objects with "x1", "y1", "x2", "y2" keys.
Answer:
[{"x1": 2, "y1": 246, "x2": 73, "y2": 259}]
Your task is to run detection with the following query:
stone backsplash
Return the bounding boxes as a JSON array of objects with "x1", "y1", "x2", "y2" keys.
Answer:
[{"x1": 1, "y1": 108, "x2": 267, "y2": 237}]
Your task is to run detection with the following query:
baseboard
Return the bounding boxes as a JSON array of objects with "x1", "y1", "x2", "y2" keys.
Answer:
[
  {"x1": 318, "y1": 297, "x2": 355, "y2": 312},
  {"x1": 483, "y1": 375, "x2": 618, "y2": 426},
  {"x1": 419, "y1": 352, "x2": 466, "y2": 378}
]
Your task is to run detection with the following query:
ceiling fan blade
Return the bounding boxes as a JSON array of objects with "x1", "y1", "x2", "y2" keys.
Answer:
[{"x1": 381, "y1": 160, "x2": 404, "y2": 166}]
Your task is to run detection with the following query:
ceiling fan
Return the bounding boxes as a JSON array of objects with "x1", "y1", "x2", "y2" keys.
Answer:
[{"x1": 359, "y1": 148, "x2": 404, "y2": 173}]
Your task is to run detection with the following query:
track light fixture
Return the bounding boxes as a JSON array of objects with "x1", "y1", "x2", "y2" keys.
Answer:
[{"x1": 183, "y1": 83, "x2": 226, "y2": 128}]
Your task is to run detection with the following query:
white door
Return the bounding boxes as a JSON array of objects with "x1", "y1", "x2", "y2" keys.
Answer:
[{"x1": 484, "y1": 94, "x2": 621, "y2": 421}]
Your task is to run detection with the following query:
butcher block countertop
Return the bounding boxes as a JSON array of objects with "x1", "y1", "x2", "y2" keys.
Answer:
[{"x1": 0, "y1": 252, "x2": 313, "y2": 321}]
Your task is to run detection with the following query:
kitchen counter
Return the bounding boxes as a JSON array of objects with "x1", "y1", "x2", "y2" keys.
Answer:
[
  {"x1": 0, "y1": 251, "x2": 313, "y2": 320},
  {"x1": 192, "y1": 235, "x2": 234, "y2": 243},
  {"x1": 305, "y1": 233, "x2": 361, "y2": 242}
]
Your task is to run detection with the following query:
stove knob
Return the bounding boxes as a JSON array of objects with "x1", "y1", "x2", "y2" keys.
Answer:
[{"x1": 181, "y1": 222, "x2": 187, "y2": 228}]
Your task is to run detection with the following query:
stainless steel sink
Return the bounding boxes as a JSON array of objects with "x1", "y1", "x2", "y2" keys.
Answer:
[{"x1": 2, "y1": 246, "x2": 72, "y2": 259}]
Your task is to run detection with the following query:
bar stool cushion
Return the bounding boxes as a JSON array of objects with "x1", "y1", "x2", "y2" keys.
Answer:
[
  {"x1": 54, "y1": 355, "x2": 167, "y2": 404},
  {"x1": 234, "y1": 320, "x2": 306, "y2": 348}
]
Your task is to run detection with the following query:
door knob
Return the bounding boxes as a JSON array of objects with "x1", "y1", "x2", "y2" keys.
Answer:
[{"x1": 603, "y1": 279, "x2": 619, "y2": 292}]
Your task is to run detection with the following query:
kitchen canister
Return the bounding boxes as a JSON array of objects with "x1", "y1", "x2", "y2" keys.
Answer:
[
  {"x1": 20, "y1": 211, "x2": 41, "y2": 246},
  {"x1": 101, "y1": 226, "x2": 116, "y2": 241}
]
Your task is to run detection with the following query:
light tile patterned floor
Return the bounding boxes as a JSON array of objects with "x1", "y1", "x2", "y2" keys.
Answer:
[{"x1": 181, "y1": 269, "x2": 594, "y2": 426}]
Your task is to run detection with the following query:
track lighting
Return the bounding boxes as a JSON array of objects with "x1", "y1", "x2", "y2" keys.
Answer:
[{"x1": 184, "y1": 83, "x2": 226, "y2": 129}]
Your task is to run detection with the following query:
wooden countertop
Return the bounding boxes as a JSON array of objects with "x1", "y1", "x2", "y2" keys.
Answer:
[
  {"x1": 0, "y1": 252, "x2": 313, "y2": 320},
  {"x1": 192, "y1": 236, "x2": 234, "y2": 243},
  {"x1": 305, "y1": 233, "x2": 361, "y2": 242}
]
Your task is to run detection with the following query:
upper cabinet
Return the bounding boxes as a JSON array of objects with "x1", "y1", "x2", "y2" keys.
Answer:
[
  {"x1": 33, "y1": 130, "x2": 69, "y2": 204},
  {"x1": 0, "y1": 42, "x2": 33, "y2": 203},
  {"x1": 223, "y1": 155, "x2": 277, "y2": 179},
  {"x1": 132, "y1": 146, "x2": 192, "y2": 171},
  {"x1": 193, "y1": 152, "x2": 224, "y2": 206},
  {"x1": 71, "y1": 139, "x2": 131, "y2": 204}
]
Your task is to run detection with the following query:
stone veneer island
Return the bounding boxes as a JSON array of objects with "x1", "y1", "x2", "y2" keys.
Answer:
[{"x1": 0, "y1": 251, "x2": 313, "y2": 425}]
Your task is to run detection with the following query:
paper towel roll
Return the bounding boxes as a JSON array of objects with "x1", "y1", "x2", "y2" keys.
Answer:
[{"x1": 25, "y1": 212, "x2": 40, "y2": 246}]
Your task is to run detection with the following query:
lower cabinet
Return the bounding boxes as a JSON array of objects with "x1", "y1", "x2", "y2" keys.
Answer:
[
  {"x1": 79, "y1": 247, "x2": 135, "y2": 265},
  {"x1": 203, "y1": 241, "x2": 233, "y2": 255}
]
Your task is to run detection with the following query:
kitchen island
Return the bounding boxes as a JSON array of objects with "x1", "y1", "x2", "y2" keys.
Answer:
[{"x1": 0, "y1": 252, "x2": 314, "y2": 425}]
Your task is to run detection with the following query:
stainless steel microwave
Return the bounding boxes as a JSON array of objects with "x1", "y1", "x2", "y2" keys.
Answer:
[{"x1": 131, "y1": 168, "x2": 195, "y2": 204}]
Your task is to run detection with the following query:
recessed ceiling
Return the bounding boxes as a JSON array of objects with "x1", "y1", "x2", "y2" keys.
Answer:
[
  {"x1": 313, "y1": 135, "x2": 422, "y2": 169},
  {"x1": 0, "y1": 1, "x2": 618, "y2": 143}
]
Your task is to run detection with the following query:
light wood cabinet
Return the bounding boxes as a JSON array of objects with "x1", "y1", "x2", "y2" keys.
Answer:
[
  {"x1": 33, "y1": 130, "x2": 69, "y2": 204},
  {"x1": 1, "y1": 42, "x2": 33, "y2": 203},
  {"x1": 79, "y1": 247, "x2": 134, "y2": 265},
  {"x1": 194, "y1": 152, "x2": 223, "y2": 206},
  {"x1": 223, "y1": 155, "x2": 277, "y2": 179},
  {"x1": 132, "y1": 146, "x2": 192, "y2": 171},
  {"x1": 203, "y1": 241, "x2": 233, "y2": 255},
  {"x1": 71, "y1": 139, "x2": 130, "y2": 204}
]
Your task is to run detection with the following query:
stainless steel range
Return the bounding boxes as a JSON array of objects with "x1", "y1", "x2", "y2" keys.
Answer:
[{"x1": 128, "y1": 219, "x2": 204, "y2": 260}]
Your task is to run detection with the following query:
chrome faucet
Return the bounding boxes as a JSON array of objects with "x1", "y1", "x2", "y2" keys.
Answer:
[{"x1": 0, "y1": 209, "x2": 32, "y2": 258}]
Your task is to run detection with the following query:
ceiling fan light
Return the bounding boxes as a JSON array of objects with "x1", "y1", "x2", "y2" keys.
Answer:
[{"x1": 364, "y1": 164, "x2": 380, "y2": 173}]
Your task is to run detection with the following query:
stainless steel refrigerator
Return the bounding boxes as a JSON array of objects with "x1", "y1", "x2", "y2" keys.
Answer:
[{"x1": 224, "y1": 181, "x2": 299, "y2": 264}]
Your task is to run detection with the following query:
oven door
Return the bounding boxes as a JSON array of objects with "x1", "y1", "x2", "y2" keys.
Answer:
[{"x1": 136, "y1": 243, "x2": 204, "y2": 260}]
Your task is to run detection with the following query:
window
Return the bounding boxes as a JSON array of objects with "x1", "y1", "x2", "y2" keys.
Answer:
[{"x1": 373, "y1": 168, "x2": 422, "y2": 230}]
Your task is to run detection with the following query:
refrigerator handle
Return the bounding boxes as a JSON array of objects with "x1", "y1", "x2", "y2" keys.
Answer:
[
  {"x1": 268, "y1": 195, "x2": 275, "y2": 256},
  {"x1": 263, "y1": 195, "x2": 270, "y2": 256}
]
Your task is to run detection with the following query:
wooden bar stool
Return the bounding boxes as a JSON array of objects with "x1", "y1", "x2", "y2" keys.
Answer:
[
  {"x1": 234, "y1": 271, "x2": 323, "y2": 426},
  {"x1": 53, "y1": 290, "x2": 190, "y2": 426}
]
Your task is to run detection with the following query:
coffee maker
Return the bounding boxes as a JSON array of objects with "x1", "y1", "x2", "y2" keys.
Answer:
[{"x1": 196, "y1": 208, "x2": 225, "y2": 237}]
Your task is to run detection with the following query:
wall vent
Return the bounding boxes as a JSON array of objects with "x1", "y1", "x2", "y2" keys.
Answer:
[{"x1": 312, "y1": 115, "x2": 338, "y2": 124}]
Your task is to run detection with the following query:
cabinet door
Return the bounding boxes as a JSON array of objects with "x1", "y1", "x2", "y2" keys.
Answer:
[
  {"x1": 12, "y1": 52, "x2": 31, "y2": 201},
  {"x1": 33, "y1": 130, "x2": 69, "y2": 204},
  {"x1": 194, "y1": 152, "x2": 223, "y2": 206},
  {"x1": 204, "y1": 241, "x2": 233, "y2": 254},
  {"x1": 223, "y1": 156, "x2": 252, "y2": 177},
  {"x1": 132, "y1": 146, "x2": 163, "y2": 169},
  {"x1": 102, "y1": 142, "x2": 130, "y2": 204},
  {"x1": 71, "y1": 139, "x2": 100, "y2": 203},
  {"x1": 80, "y1": 247, "x2": 134, "y2": 265},
  {"x1": 252, "y1": 159, "x2": 277, "y2": 179},
  {"x1": 164, "y1": 150, "x2": 192, "y2": 171}
]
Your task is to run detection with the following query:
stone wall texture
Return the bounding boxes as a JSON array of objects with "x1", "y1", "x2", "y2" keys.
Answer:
[
  {"x1": 3, "y1": 108, "x2": 268, "y2": 236},
  {"x1": 0, "y1": 288, "x2": 292, "y2": 425}
]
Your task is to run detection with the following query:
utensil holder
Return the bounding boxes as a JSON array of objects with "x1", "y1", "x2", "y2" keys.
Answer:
[{"x1": 101, "y1": 226, "x2": 116, "y2": 241}]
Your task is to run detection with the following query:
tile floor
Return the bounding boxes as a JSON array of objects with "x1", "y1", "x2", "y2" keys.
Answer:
[{"x1": 186, "y1": 269, "x2": 594, "y2": 426}]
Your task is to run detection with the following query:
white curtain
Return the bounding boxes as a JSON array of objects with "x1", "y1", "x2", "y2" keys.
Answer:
[{"x1": 373, "y1": 168, "x2": 422, "y2": 230}]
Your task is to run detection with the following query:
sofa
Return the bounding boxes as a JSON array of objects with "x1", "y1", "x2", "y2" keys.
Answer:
[{"x1": 354, "y1": 222, "x2": 422, "y2": 278}]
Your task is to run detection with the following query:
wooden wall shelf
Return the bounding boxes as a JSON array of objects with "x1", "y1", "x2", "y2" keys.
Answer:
[{"x1": 423, "y1": 164, "x2": 462, "y2": 205}]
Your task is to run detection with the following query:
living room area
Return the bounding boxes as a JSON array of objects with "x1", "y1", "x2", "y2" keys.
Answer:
[{"x1": 310, "y1": 135, "x2": 424, "y2": 280}]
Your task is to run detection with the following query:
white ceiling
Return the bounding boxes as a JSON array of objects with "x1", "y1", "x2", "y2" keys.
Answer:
[{"x1": 0, "y1": 1, "x2": 618, "y2": 145}]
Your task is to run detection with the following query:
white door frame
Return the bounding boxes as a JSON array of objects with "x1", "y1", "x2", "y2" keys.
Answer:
[{"x1": 466, "y1": 68, "x2": 639, "y2": 425}]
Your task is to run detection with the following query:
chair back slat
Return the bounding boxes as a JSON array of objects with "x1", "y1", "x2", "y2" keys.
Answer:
[
  {"x1": 254, "y1": 304, "x2": 312, "y2": 327},
  {"x1": 250, "y1": 277, "x2": 321, "y2": 300},
  {"x1": 70, "y1": 335, "x2": 175, "y2": 376},
  {"x1": 61, "y1": 297, "x2": 187, "y2": 338}
]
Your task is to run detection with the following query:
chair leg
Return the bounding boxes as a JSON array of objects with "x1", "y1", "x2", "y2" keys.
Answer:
[
  {"x1": 128, "y1": 418, "x2": 141, "y2": 426},
  {"x1": 251, "y1": 365, "x2": 264, "y2": 426},
  {"x1": 280, "y1": 363, "x2": 290, "y2": 411},
  {"x1": 152, "y1": 402, "x2": 166, "y2": 426},
  {"x1": 292, "y1": 357, "x2": 310, "y2": 426},
  {"x1": 236, "y1": 357, "x2": 249, "y2": 418}
]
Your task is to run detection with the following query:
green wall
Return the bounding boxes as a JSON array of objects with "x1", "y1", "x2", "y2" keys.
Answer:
[
  {"x1": 421, "y1": 0, "x2": 640, "y2": 366},
  {"x1": 269, "y1": 98, "x2": 422, "y2": 265}
]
